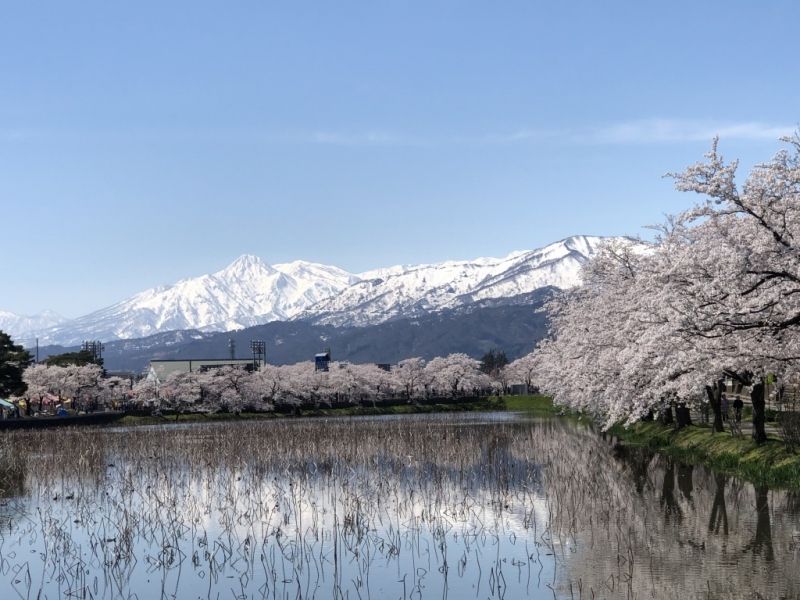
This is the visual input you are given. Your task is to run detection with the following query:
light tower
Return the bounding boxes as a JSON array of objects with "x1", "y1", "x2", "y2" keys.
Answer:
[
  {"x1": 250, "y1": 340, "x2": 266, "y2": 369},
  {"x1": 81, "y1": 340, "x2": 104, "y2": 364}
]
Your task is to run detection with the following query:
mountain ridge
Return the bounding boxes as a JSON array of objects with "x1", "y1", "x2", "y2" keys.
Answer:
[
  {"x1": 4, "y1": 235, "x2": 639, "y2": 345},
  {"x1": 34, "y1": 290, "x2": 555, "y2": 373},
  {"x1": 299, "y1": 235, "x2": 629, "y2": 326}
]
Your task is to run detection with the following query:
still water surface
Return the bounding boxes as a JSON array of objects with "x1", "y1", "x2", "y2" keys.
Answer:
[{"x1": 0, "y1": 413, "x2": 798, "y2": 599}]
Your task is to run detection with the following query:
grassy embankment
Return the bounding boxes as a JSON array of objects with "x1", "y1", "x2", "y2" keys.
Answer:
[
  {"x1": 504, "y1": 395, "x2": 800, "y2": 489},
  {"x1": 607, "y1": 420, "x2": 800, "y2": 489},
  {"x1": 495, "y1": 394, "x2": 565, "y2": 415}
]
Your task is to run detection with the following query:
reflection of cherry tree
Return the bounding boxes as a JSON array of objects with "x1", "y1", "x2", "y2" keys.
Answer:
[
  {"x1": 3, "y1": 402, "x2": 795, "y2": 598},
  {"x1": 539, "y1": 422, "x2": 793, "y2": 598}
]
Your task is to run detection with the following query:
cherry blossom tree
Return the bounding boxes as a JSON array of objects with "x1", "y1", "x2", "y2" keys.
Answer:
[
  {"x1": 426, "y1": 353, "x2": 487, "y2": 397},
  {"x1": 279, "y1": 361, "x2": 321, "y2": 407},
  {"x1": 21, "y1": 364, "x2": 53, "y2": 413},
  {"x1": 19, "y1": 353, "x2": 503, "y2": 416},
  {"x1": 350, "y1": 363, "x2": 392, "y2": 405},
  {"x1": 98, "y1": 375, "x2": 129, "y2": 408},
  {"x1": 131, "y1": 377, "x2": 159, "y2": 407},
  {"x1": 393, "y1": 357, "x2": 426, "y2": 400},
  {"x1": 506, "y1": 354, "x2": 538, "y2": 392},
  {"x1": 252, "y1": 364, "x2": 282, "y2": 402},
  {"x1": 530, "y1": 236, "x2": 730, "y2": 427},
  {"x1": 198, "y1": 366, "x2": 261, "y2": 412},
  {"x1": 665, "y1": 135, "x2": 800, "y2": 441},
  {"x1": 531, "y1": 135, "x2": 800, "y2": 442},
  {"x1": 20, "y1": 364, "x2": 105, "y2": 413},
  {"x1": 158, "y1": 371, "x2": 204, "y2": 413}
]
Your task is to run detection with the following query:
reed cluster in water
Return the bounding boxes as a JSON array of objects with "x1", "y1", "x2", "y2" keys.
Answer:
[{"x1": 0, "y1": 415, "x2": 797, "y2": 599}]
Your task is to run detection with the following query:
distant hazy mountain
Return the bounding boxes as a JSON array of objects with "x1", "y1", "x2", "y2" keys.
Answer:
[
  {"x1": 0, "y1": 310, "x2": 68, "y2": 343},
  {"x1": 6, "y1": 235, "x2": 636, "y2": 346}
]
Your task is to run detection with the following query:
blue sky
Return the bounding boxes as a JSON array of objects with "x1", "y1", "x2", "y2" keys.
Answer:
[{"x1": 1, "y1": 0, "x2": 797, "y2": 317}]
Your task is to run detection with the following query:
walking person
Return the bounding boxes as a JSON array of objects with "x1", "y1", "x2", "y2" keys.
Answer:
[
  {"x1": 733, "y1": 396, "x2": 744, "y2": 423},
  {"x1": 721, "y1": 394, "x2": 729, "y2": 422}
]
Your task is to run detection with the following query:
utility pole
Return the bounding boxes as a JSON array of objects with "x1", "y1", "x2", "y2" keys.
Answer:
[
  {"x1": 250, "y1": 340, "x2": 266, "y2": 369},
  {"x1": 228, "y1": 338, "x2": 236, "y2": 360},
  {"x1": 81, "y1": 340, "x2": 103, "y2": 364}
]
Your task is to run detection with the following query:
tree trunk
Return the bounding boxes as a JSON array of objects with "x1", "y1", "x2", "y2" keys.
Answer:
[
  {"x1": 751, "y1": 381, "x2": 768, "y2": 444},
  {"x1": 676, "y1": 403, "x2": 692, "y2": 429},
  {"x1": 705, "y1": 380, "x2": 725, "y2": 433},
  {"x1": 660, "y1": 404, "x2": 674, "y2": 425}
]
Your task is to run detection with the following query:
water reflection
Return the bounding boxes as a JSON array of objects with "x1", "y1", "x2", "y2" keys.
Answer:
[
  {"x1": 0, "y1": 414, "x2": 796, "y2": 599},
  {"x1": 560, "y1": 429, "x2": 797, "y2": 599},
  {"x1": 660, "y1": 458, "x2": 683, "y2": 523},
  {"x1": 750, "y1": 485, "x2": 775, "y2": 562},
  {"x1": 708, "y1": 473, "x2": 728, "y2": 536}
]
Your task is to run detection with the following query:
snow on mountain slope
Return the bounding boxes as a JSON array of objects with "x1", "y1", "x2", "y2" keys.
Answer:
[
  {"x1": 301, "y1": 236, "x2": 633, "y2": 326},
  {"x1": 0, "y1": 310, "x2": 68, "y2": 344},
  {"x1": 12, "y1": 235, "x2": 640, "y2": 347},
  {"x1": 36, "y1": 255, "x2": 359, "y2": 346}
]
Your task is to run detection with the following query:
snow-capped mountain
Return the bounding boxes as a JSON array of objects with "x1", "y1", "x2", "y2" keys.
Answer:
[
  {"x1": 0, "y1": 310, "x2": 68, "y2": 343},
  {"x1": 32, "y1": 255, "x2": 359, "y2": 346},
  {"x1": 300, "y1": 235, "x2": 628, "y2": 326},
  {"x1": 5, "y1": 235, "x2": 636, "y2": 347}
]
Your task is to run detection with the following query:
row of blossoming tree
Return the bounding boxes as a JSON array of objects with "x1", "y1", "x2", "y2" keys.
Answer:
[
  {"x1": 16, "y1": 352, "x2": 540, "y2": 415},
  {"x1": 529, "y1": 135, "x2": 800, "y2": 444},
  {"x1": 18, "y1": 364, "x2": 128, "y2": 415}
]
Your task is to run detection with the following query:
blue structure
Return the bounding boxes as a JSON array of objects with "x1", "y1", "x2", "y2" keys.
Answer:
[{"x1": 315, "y1": 351, "x2": 331, "y2": 372}]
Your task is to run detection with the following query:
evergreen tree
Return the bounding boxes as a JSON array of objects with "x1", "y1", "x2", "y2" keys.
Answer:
[
  {"x1": 0, "y1": 330, "x2": 33, "y2": 397},
  {"x1": 45, "y1": 349, "x2": 103, "y2": 367},
  {"x1": 479, "y1": 348, "x2": 509, "y2": 375}
]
